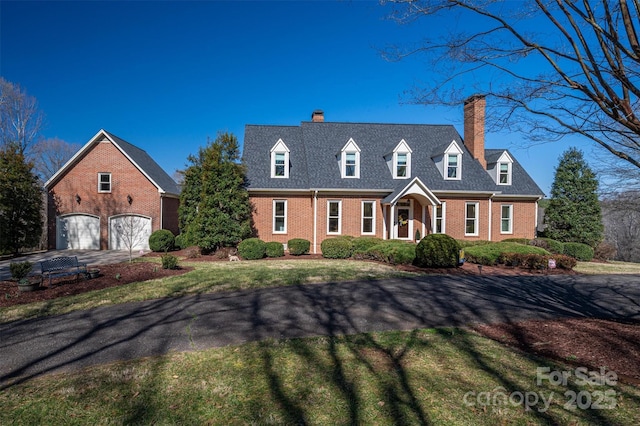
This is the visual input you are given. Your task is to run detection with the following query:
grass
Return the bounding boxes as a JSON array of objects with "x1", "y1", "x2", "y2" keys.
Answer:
[
  {"x1": 575, "y1": 260, "x2": 640, "y2": 274},
  {"x1": 2, "y1": 328, "x2": 638, "y2": 425},
  {"x1": 0, "y1": 259, "x2": 419, "y2": 324}
]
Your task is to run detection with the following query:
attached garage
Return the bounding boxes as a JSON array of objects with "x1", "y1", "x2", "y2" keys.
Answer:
[
  {"x1": 109, "y1": 215, "x2": 152, "y2": 251},
  {"x1": 56, "y1": 214, "x2": 100, "y2": 250}
]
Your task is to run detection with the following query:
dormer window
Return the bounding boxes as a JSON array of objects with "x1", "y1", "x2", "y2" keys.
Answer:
[
  {"x1": 340, "y1": 138, "x2": 360, "y2": 178},
  {"x1": 270, "y1": 139, "x2": 290, "y2": 179},
  {"x1": 392, "y1": 140, "x2": 412, "y2": 179},
  {"x1": 443, "y1": 141, "x2": 463, "y2": 180},
  {"x1": 495, "y1": 152, "x2": 513, "y2": 185}
]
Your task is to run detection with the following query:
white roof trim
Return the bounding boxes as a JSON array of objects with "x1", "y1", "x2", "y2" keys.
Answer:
[
  {"x1": 392, "y1": 139, "x2": 413, "y2": 153},
  {"x1": 497, "y1": 151, "x2": 513, "y2": 163},
  {"x1": 385, "y1": 177, "x2": 440, "y2": 206},
  {"x1": 444, "y1": 140, "x2": 463, "y2": 155},
  {"x1": 270, "y1": 138, "x2": 290, "y2": 153}
]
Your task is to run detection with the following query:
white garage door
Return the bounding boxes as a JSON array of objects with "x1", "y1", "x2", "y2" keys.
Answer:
[
  {"x1": 109, "y1": 215, "x2": 152, "y2": 251},
  {"x1": 56, "y1": 214, "x2": 100, "y2": 250}
]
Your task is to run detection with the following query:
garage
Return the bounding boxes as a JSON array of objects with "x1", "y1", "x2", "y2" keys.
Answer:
[
  {"x1": 109, "y1": 215, "x2": 152, "y2": 251},
  {"x1": 56, "y1": 214, "x2": 100, "y2": 250}
]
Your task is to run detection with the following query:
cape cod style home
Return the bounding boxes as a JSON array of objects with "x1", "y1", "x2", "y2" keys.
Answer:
[
  {"x1": 44, "y1": 130, "x2": 180, "y2": 250},
  {"x1": 243, "y1": 95, "x2": 544, "y2": 254}
]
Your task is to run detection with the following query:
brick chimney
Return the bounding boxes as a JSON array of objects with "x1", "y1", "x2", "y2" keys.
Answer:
[
  {"x1": 311, "y1": 110, "x2": 324, "y2": 123},
  {"x1": 463, "y1": 95, "x2": 486, "y2": 169}
]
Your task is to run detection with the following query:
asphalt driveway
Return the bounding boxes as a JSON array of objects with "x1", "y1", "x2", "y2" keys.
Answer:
[
  {"x1": 0, "y1": 250, "x2": 144, "y2": 281},
  {"x1": 1, "y1": 272, "x2": 639, "y2": 386}
]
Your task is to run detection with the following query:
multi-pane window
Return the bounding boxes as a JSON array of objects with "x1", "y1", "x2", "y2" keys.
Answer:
[
  {"x1": 499, "y1": 162, "x2": 510, "y2": 184},
  {"x1": 447, "y1": 154, "x2": 459, "y2": 179},
  {"x1": 345, "y1": 153, "x2": 357, "y2": 177},
  {"x1": 327, "y1": 200, "x2": 341, "y2": 234},
  {"x1": 274, "y1": 153, "x2": 286, "y2": 177},
  {"x1": 362, "y1": 201, "x2": 375, "y2": 234},
  {"x1": 501, "y1": 204, "x2": 512, "y2": 234},
  {"x1": 273, "y1": 200, "x2": 287, "y2": 233},
  {"x1": 98, "y1": 173, "x2": 111, "y2": 193},
  {"x1": 396, "y1": 153, "x2": 408, "y2": 177},
  {"x1": 465, "y1": 202, "x2": 479, "y2": 236},
  {"x1": 434, "y1": 202, "x2": 445, "y2": 234}
]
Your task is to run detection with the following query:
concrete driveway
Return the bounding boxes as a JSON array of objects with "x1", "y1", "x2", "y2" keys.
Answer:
[{"x1": 0, "y1": 250, "x2": 144, "y2": 281}]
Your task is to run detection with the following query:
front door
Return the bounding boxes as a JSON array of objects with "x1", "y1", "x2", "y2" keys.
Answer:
[{"x1": 397, "y1": 207, "x2": 410, "y2": 239}]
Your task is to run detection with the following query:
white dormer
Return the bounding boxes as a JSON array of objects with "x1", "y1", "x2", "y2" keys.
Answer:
[
  {"x1": 495, "y1": 151, "x2": 513, "y2": 185},
  {"x1": 389, "y1": 139, "x2": 412, "y2": 179},
  {"x1": 270, "y1": 139, "x2": 290, "y2": 178},
  {"x1": 443, "y1": 141, "x2": 463, "y2": 180},
  {"x1": 339, "y1": 138, "x2": 361, "y2": 178}
]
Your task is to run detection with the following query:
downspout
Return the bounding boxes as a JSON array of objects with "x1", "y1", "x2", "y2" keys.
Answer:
[
  {"x1": 382, "y1": 205, "x2": 387, "y2": 240},
  {"x1": 534, "y1": 196, "x2": 542, "y2": 238},
  {"x1": 488, "y1": 193, "x2": 495, "y2": 241},
  {"x1": 160, "y1": 194, "x2": 164, "y2": 231},
  {"x1": 313, "y1": 190, "x2": 318, "y2": 254}
]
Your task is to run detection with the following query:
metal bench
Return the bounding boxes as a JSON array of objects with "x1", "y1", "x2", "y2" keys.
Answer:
[{"x1": 40, "y1": 256, "x2": 87, "y2": 287}]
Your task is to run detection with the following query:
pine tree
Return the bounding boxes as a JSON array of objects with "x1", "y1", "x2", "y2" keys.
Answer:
[
  {"x1": 0, "y1": 143, "x2": 43, "y2": 253},
  {"x1": 178, "y1": 133, "x2": 253, "y2": 252},
  {"x1": 544, "y1": 147, "x2": 603, "y2": 247}
]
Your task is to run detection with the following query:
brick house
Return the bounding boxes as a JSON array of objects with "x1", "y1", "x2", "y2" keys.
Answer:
[
  {"x1": 243, "y1": 96, "x2": 544, "y2": 254},
  {"x1": 44, "y1": 129, "x2": 180, "y2": 250}
]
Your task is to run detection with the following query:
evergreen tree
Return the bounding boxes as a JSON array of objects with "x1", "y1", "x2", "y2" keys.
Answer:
[
  {"x1": 179, "y1": 132, "x2": 253, "y2": 252},
  {"x1": 544, "y1": 147, "x2": 603, "y2": 247},
  {"x1": 0, "y1": 143, "x2": 43, "y2": 253}
]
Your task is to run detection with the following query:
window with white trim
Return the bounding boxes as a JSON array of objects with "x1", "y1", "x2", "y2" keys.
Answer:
[
  {"x1": 434, "y1": 202, "x2": 446, "y2": 234},
  {"x1": 98, "y1": 173, "x2": 111, "y2": 193},
  {"x1": 442, "y1": 141, "x2": 463, "y2": 180},
  {"x1": 361, "y1": 201, "x2": 375, "y2": 234},
  {"x1": 498, "y1": 162, "x2": 511, "y2": 185},
  {"x1": 465, "y1": 202, "x2": 479, "y2": 236},
  {"x1": 501, "y1": 204, "x2": 513, "y2": 234},
  {"x1": 327, "y1": 200, "x2": 342, "y2": 234},
  {"x1": 273, "y1": 200, "x2": 287, "y2": 233},
  {"x1": 340, "y1": 138, "x2": 361, "y2": 178},
  {"x1": 270, "y1": 139, "x2": 290, "y2": 178},
  {"x1": 392, "y1": 140, "x2": 412, "y2": 179}
]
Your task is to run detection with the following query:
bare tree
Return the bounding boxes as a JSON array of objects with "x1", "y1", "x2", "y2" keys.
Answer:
[
  {"x1": 601, "y1": 191, "x2": 640, "y2": 262},
  {"x1": 111, "y1": 214, "x2": 151, "y2": 262},
  {"x1": 0, "y1": 78, "x2": 43, "y2": 154},
  {"x1": 382, "y1": 0, "x2": 640, "y2": 171},
  {"x1": 31, "y1": 137, "x2": 81, "y2": 181}
]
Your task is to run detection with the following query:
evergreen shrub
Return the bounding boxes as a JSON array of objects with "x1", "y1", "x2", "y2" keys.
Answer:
[
  {"x1": 149, "y1": 230, "x2": 175, "y2": 252},
  {"x1": 352, "y1": 237, "x2": 384, "y2": 254},
  {"x1": 415, "y1": 234, "x2": 461, "y2": 268},
  {"x1": 265, "y1": 241, "x2": 285, "y2": 258},
  {"x1": 161, "y1": 254, "x2": 178, "y2": 270},
  {"x1": 321, "y1": 237, "x2": 353, "y2": 259},
  {"x1": 238, "y1": 238, "x2": 266, "y2": 260},
  {"x1": 287, "y1": 238, "x2": 310, "y2": 256},
  {"x1": 10, "y1": 261, "x2": 32, "y2": 280},
  {"x1": 530, "y1": 238, "x2": 564, "y2": 254},
  {"x1": 563, "y1": 242, "x2": 594, "y2": 261},
  {"x1": 364, "y1": 240, "x2": 416, "y2": 265},
  {"x1": 465, "y1": 242, "x2": 549, "y2": 266}
]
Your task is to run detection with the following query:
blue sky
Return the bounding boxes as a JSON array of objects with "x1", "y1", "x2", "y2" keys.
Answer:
[{"x1": 1, "y1": 0, "x2": 581, "y2": 194}]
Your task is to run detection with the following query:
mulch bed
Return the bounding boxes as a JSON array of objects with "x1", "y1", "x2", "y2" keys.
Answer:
[{"x1": 2, "y1": 250, "x2": 636, "y2": 385}]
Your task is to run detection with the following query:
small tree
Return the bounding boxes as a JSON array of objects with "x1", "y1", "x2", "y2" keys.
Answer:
[
  {"x1": 112, "y1": 214, "x2": 150, "y2": 262},
  {"x1": 179, "y1": 132, "x2": 253, "y2": 252},
  {"x1": 544, "y1": 148, "x2": 603, "y2": 247},
  {"x1": 0, "y1": 144, "x2": 43, "y2": 254}
]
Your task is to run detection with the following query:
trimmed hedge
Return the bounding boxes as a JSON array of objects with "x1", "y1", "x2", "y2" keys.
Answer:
[
  {"x1": 530, "y1": 238, "x2": 564, "y2": 254},
  {"x1": 457, "y1": 240, "x2": 493, "y2": 248},
  {"x1": 10, "y1": 261, "x2": 32, "y2": 280},
  {"x1": 288, "y1": 238, "x2": 310, "y2": 256},
  {"x1": 361, "y1": 240, "x2": 416, "y2": 265},
  {"x1": 321, "y1": 237, "x2": 353, "y2": 259},
  {"x1": 501, "y1": 252, "x2": 577, "y2": 270},
  {"x1": 501, "y1": 238, "x2": 531, "y2": 245},
  {"x1": 563, "y1": 242, "x2": 594, "y2": 261},
  {"x1": 265, "y1": 241, "x2": 285, "y2": 258},
  {"x1": 465, "y1": 242, "x2": 549, "y2": 266},
  {"x1": 415, "y1": 234, "x2": 461, "y2": 268},
  {"x1": 352, "y1": 236, "x2": 384, "y2": 254},
  {"x1": 174, "y1": 234, "x2": 185, "y2": 250},
  {"x1": 149, "y1": 230, "x2": 175, "y2": 252},
  {"x1": 238, "y1": 238, "x2": 266, "y2": 260}
]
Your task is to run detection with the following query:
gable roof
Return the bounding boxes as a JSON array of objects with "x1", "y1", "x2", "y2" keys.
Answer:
[
  {"x1": 243, "y1": 120, "x2": 544, "y2": 197},
  {"x1": 44, "y1": 129, "x2": 180, "y2": 196}
]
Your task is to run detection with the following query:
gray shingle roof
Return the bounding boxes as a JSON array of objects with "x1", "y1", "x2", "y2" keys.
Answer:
[
  {"x1": 243, "y1": 120, "x2": 543, "y2": 197},
  {"x1": 103, "y1": 131, "x2": 181, "y2": 195}
]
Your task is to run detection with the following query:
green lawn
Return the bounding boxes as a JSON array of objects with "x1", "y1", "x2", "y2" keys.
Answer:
[{"x1": 2, "y1": 328, "x2": 638, "y2": 425}]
